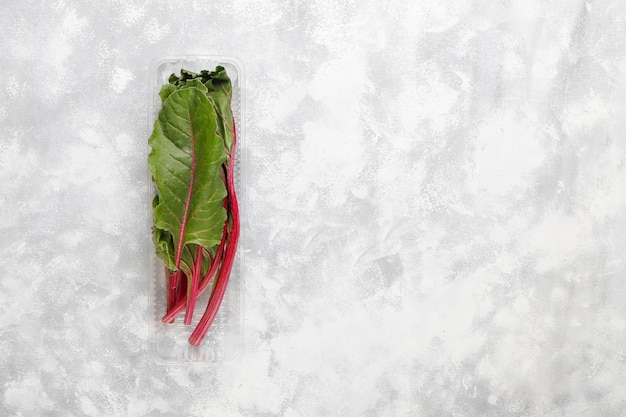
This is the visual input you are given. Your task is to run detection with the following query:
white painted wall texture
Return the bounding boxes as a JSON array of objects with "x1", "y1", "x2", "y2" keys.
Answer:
[{"x1": 1, "y1": 0, "x2": 626, "y2": 416}]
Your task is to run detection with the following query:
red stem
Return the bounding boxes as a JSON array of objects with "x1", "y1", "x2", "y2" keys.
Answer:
[
  {"x1": 166, "y1": 268, "x2": 176, "y2": 323},
  {"x1": 184, "y1": 246, "x2": 203, "y2": 325},
  {"x1": 175, "y1": 272, "x2": 187, "y2": 306},
  {"x1": 170, "y1": 271, "x2": 178, "y2": 289}
]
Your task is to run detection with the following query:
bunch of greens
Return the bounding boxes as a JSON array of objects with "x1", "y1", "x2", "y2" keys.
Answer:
[{"x1": 148, "y1": 66, "x2": 239, "y2": 346}]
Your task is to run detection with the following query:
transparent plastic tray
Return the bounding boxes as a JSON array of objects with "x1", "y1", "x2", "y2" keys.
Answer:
[{"x1": 148, "y1": 56, "x2": 245, "y2": 363}]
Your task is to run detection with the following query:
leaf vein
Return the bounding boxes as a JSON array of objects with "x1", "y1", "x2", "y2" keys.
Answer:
[
  {"x1": 153, "y1": 160, "x2": 187, "y2": 188},
  {"x1": 158, "y1": 180, "x2": 186, "y2": 207}
]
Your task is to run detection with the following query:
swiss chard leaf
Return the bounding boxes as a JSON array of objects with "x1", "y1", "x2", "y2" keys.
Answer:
[
  {"x1": 159, "y1": 84, "x2": 176, "y2": 102},
  {"x1": 148, "y1": 87, "x2": 228, "y2": 275},
  {"x1": 167, "y1": 67, "x2": 234, "y2": 152},
  {"x1": 203, "y1": 67, "x2": 235, "y2": 153}
]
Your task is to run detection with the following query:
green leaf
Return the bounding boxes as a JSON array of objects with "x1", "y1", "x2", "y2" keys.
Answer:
[
  {"x1": 203, "y1": 67, "x2": 235, "y2": 153},
  {"x1": 177, "y1": 79, "x2": 208, "y2": 95},
  {"x1": 148, "y1": 87, "x2": 228, "y2": 275},
  {"x1": 159, "y1": 84, "x2": 176, "y2": 102},
  {"x1": 152, "y1": 226, "x2": 176, "y2": 270}
]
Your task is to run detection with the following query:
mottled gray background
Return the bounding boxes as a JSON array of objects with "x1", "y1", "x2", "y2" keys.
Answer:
[{"x1": 1, "y1": 0, "x2": 626, "y2": 416}]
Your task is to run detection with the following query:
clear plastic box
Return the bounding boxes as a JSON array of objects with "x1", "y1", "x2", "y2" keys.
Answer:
[{"x1": 147, "y1": 56, "x2": 245, "y2": 363}]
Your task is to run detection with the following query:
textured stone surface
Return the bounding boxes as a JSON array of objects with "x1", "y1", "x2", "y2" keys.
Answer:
[{"x1": 1, "y1": 0, "x2": 626, "y2": 416}]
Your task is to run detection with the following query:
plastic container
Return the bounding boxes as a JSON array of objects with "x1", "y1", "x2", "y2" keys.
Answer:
[{"x1": 148, "y1": 56, "x2": 245, "y2": 363}]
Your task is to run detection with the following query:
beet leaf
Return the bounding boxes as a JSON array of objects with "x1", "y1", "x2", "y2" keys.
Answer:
[{"x1": 148, "y1": 87, "x2": 227, "y2": 275}]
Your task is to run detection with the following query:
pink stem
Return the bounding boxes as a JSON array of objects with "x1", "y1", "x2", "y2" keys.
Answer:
[
  {"x1": 174, "y1": 271, "x2": 187, "y2": 306},
  {"x1": 166, "y1": 268, "x2": 176, "y2": 323},
  {"x1": 184, "y1": 246, "x2": 203, "y2": 325}
]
